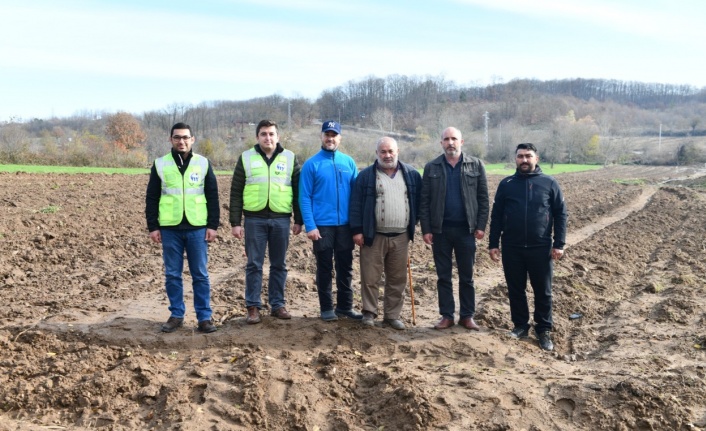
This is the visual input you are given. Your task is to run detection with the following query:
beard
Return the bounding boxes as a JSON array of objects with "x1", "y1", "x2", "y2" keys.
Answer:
[
  {"x1": 445, "y1": 147, "x2": 459, "y2": 157},
  {"x1": 379, "y1": 157, "x2": 398, "y2": 169}
]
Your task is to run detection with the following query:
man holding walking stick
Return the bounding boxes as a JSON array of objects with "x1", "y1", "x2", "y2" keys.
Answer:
[{"x1": 349, "y1": 137, "x2": 422, "y2": 329}]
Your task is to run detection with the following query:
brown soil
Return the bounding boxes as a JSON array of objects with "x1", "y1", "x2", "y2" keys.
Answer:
[{"x1": 1, "y1": 165, "x2": 705, "y2": 430}]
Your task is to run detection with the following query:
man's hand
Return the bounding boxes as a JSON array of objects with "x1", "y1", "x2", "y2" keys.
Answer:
[
  {"x1": 232, "y1": 226, "x2": 244, "y2": 239},
  {"x1": 474, "y1": 229, "x2": 485, "y2": 240},
  {"x1": 489, "y1": 248, "x2": 501, "y2": 262},
  {"x1": 307, "y1": 228, "x2": 321, "y2": 241},
  {"x1": 205, "y1": 228, "x2": 218, "y2": 242},
  {"x1": 149, "y1": 230, "x2": 161, "y2": 244},
  {"x1": 353, "y1": 233, "x2": 364, "y2": 247},
  {"x1": 551, "y1": 248, "x2": 564, "y2": 260},
  {"x1": 292, "y1": 224, "x2": 302, "y2": 235},
  {"x1": 423, "y1": 233, "x2": 433, "y2": 245}
]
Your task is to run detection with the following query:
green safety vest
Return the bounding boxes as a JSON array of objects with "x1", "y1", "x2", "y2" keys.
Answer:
[
  {"x1": 155, "y1": 153, "x2": 209, "y2": 226},
  {"x1": 242, "y1": 148, "x2": 294, "y2": 213}
]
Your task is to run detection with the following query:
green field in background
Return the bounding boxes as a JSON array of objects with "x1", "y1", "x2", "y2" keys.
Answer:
[
  {"x1": 0, "y1": 164, "x2": 234, "y2": 175},
  {"x1": 483, "y1": 163, "x2": 602, "y2": 176},
  {"x1": 1, "y1": 163, "x2": 602, "y2": 176}
]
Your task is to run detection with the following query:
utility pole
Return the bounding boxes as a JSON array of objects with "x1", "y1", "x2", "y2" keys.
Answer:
[
  {"x1": 288, "y1": 101, "x2": 292, "y2": 128},
  {"x1": 484, "y1": 111, "x2": 489, "y2": 149}
]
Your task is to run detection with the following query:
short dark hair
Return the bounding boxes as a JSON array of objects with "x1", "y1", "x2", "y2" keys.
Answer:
[
  {"x1": 256, "y1": 120, "x2": 278, "y2": 136},
  {"x1": 516, "y1": 143, "x2": 538, "y2": 153},
  {"x1": 170, "y1": 122, "x2": 193, "y2": 138}
]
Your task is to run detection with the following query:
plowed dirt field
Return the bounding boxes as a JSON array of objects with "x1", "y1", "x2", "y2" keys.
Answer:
[{"x1": 1, "y1": 165, "x2": 705, "y2": 430}]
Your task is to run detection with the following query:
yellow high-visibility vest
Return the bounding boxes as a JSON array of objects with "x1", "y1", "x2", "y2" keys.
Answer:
[
  {"x1": 242, "y1": 148, "x2": 294, "y2": 213},
  {"x1": 155, "y1": 153, "x2": 209, "y2": 226}
]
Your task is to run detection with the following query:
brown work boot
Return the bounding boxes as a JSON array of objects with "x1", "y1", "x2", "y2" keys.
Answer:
[
  {"x1": 197, "y1": 320, "x2": 217, "y2": 333},
  {"x1": 434, "y1": 316, "x2": 454, "y2": 330},
  {"x1": 246, "y1": 306, "x2": 261, "y2": 324},
  {"x1": 161, "y1": 316, "x2": 184, "y2": 333},
  {"x1": 459, "y1": 317, "x2": 480, "y2": 330},
  {"x1": 270, "y1": 307, "x2": 292, "y2": 320}
]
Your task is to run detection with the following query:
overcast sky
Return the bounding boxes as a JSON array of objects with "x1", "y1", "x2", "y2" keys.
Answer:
[{"x1": 2, "y1": 0, "x2": 705, "y2": 121}]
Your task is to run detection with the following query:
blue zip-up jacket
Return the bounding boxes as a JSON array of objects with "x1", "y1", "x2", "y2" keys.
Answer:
[
  {"x1": 299, "y1": 148, "x2": 358, "y2": 231},
  {"x1": 489, "y1": 165, "x2": 567, "y2": 250}
]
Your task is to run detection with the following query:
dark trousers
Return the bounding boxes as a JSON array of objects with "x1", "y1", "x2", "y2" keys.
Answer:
[
  {"x1": 313, "y1": 225, "x2": 354, "y2": 313},
  {"x1": 432, "y1": 227, "x2": 476, "y2": 319},
  {"x1": 502, "y1": 245, "x2": 553, "y2": 334}
]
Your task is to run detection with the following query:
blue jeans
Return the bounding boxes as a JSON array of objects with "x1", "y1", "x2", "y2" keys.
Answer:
[
  {"x1": 244, "y1": 216, "x2": 290, "y2": 310},
  {"x1": 502, "y1": 245, "x2": 553, "y2": 334},
  {"x1": 432, "y1": 226, "x2": 476, "y2": 319},
  {"x1": 161, "y1": 228, "x2": 212, "y2": 322},
  {"x1": 313, "y1": 225, "x2": 354, "y2": 313}
]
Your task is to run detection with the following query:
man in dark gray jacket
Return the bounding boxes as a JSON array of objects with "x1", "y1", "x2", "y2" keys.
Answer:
[{"x1": 420, "y1": 127, "x2": 489, "y2": 330}]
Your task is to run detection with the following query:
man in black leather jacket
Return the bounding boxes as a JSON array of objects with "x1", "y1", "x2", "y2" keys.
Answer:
[{"x1": 420, "y1": 127, "x2": 489, "y2": 331}]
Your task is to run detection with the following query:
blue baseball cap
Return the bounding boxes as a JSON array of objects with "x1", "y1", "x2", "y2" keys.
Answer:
[{"x1": 321, "y1": 120, "x2": 341, "y2": 134}]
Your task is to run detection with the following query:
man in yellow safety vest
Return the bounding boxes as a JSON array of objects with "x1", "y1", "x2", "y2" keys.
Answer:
[
  {"x1": 146, "y1": 122, "x2": 220, "y2": 334},
  {"x1": 229, "y1": 119, "x2": 302, "y2": 324}
]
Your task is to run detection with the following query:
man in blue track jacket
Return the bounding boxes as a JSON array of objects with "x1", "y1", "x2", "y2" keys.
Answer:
[{"x1": 299, "y1": 120, "x2": 363, "y2": 321}]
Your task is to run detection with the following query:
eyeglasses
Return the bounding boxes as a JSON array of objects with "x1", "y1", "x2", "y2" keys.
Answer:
[{"x1": 172, "y1": 135, "x2": 192, "y2": 141}]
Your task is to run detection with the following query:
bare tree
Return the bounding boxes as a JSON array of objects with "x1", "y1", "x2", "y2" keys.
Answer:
[{"x1": 0, "y1": 124, "x2": 30, "y2": 163}]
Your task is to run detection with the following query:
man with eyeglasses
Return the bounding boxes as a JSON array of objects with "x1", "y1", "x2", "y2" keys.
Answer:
[
  {"x1": 488, "y1": 143, "x2": 568, "y2": 351},
  {"x1": 229, "y1": 119, "x2": 302, "y2": 324},
  {"x1": 145, "y1": 122, "x2": 220, "y2": 334}
]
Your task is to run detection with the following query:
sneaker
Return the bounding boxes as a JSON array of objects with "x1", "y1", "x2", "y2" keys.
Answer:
[
  {"x1": 335, "y1": 308, "x2": 363, "y2": 320},
  {"x1": 320, "y1": 310, "x2": 339, "y2": 321},
  {"x1": 383, "y1": 319, "x2": 405, "y2": 330},
  {"x1": 161, "y1": 317, "x2": 184, "y2": 333},
  {"x1": 197, "y1": 320, "x2": 217, "y2": 333},
  {"x1": 537, "y1": 332, "x2": 554, "y2": 351},
  {"x1": 508, "y1": 327, "x2": 529, "y2": 339},
  {"x1": 361, "y1": 312, "x2": 375, "y2": 327},
  {"x1": 270, "y1": 307, "x2": 292, "y2": 320}
]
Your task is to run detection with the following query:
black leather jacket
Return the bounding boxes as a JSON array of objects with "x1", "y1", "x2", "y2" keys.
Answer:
[{"x1": 419, "y1": 153, "x2": 489, "y2": 235}]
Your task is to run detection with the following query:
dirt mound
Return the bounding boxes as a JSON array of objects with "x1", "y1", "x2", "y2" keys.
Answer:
[{"x1": 1, "y1": 165, "x2": 705, "y2": 430}]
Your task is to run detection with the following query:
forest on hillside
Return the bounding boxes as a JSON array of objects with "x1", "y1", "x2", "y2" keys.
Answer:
[{"x1": 1, "y1": 76, "x2": 705, "y2": 169}]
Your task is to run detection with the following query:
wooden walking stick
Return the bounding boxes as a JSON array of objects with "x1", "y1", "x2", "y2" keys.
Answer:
[{"x1": 407, "y1": 256, "x2": 416, "y2": 325}]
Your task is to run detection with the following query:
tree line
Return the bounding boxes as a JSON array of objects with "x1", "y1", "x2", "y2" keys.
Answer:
[{"x1": 1, "y1": 76, "x2": 704, "y2": 168}]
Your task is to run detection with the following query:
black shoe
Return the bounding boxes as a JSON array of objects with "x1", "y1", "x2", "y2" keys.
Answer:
[
  {"x1": 197, "y1": 320, "x2": 217, "y2": 333},
  {"x1": 508, "y1": 326, "x2": 529, "y2": 339},
  {"x1": 537, "y1": 332, "x2": 554, "y2": 351},
  {"x1": 161, "y1": 317, "x2": 184, "y2": 333},
  {"x1": 335, "y1": 308, "x2": 363, "y2": 320}
]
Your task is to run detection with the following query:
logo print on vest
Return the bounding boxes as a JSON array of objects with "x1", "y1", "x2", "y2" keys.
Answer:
[
  {"x1": 275, "y1": 162, "x2": 286, "y2": 174},
  {"x1": 190, "y1": 172, "x2": 200, "y2": 183}
]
